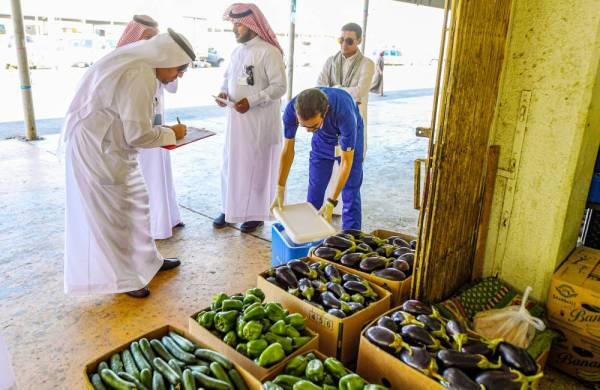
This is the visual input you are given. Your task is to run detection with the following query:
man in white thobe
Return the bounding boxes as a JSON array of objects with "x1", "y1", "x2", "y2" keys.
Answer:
[
  {"x1": 317, "y1": 22, "x2": 374, "y2": 215},
  {"x1": 213, "y1": 3, "x2": 286, "y2": 233},
  {"x1": 117, "y1": 15, "x2": 185, "y2": 240},
  {"x1": 60, "y1": 29, "x2": 195, "y2": 298}
]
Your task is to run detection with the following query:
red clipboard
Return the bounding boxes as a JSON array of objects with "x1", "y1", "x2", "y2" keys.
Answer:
[{"x1": 162, "y1": 126, "x2": 216, "y2": 150}]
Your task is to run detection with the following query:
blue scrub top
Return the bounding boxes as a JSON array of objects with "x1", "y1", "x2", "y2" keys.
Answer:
[{"x1": 283, "y1": 87, "x2": 364, "y2": 159}]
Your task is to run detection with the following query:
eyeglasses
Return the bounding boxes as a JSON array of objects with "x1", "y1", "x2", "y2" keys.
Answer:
[
  {"x1": 337, "y1": 37, "x2": 355, "y2": 46},
  {"x1": 245, "y1": 65, "x2": 255, "y2": 86}
]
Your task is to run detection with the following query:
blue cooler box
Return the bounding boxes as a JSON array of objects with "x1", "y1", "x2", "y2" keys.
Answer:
[{"x1": 271, "y1": 223, "x2": 324, "y2": 266}]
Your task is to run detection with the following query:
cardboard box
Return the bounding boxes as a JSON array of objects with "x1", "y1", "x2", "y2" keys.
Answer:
[
  {"x1": 83, "y1": 324, "x2": 262, "y2": 390},
  {"x1": 547, "y1": 246, "x2": 600, "y2": 341},
  {"x1": 188, "y1": 302, "x2": 319, "y2": 380},
  {"x1": 356, "y1": 307, "x2": 547, "y2": 389},
  {"x1": 548, "y1": 320, "x2": 600, "y2": 384},
  {"x1": 257, "y1": 259, "x2": 392, "y2": 365},
  {"x1": 311, "y1": 229, "x2": 415, "y2": 306}
]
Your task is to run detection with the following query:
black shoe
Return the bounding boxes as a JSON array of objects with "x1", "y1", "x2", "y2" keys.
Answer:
[
  {"x1": 174, "y1": 221, "x2": 185, "y2": 228},
  {"x1": 126, "y1": 286, "x2": 150, "y2": 298},
  {"x1": 240, "y1": 221, "x2": 264, "y2": 233},
  {"x1": 159, "y1": 257, "x2": 181, "y2": 272},
  {"x1": 213, "y1": 213, "x2": 228, "y2": 229}
]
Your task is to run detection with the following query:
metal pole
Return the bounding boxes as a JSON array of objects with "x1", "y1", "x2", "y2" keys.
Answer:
[
  {"x1": 361, "y1": 0, "x2": 369, "y2": 54},
  {"x1": 10, "y1": 0, "x2": 37, "y2": 140},
  {"x1": 286, "y1": 0, "x2": 296, "y2": 101}
]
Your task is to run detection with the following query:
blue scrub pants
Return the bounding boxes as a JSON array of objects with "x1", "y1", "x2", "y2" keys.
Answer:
[{"x1": 307, "y1": 153, "x2": 363, "y2": 230}]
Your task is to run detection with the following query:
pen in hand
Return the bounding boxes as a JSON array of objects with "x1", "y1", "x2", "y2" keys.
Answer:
[{"x1": 176, "y1": 116, "x2": 181, "y2": 125}]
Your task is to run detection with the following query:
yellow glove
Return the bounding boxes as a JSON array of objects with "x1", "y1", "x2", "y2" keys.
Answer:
[
  {"x1": 319, "y1": 199, "x2": 335, "y2": 223},
  {"x1": 271, "y1": 185, "x2": 285, "y2": 210}
]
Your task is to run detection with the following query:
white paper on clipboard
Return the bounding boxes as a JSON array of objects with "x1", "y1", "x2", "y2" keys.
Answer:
[{"x1": 212, "y1": 95, "x2": 235, "y2": 107}]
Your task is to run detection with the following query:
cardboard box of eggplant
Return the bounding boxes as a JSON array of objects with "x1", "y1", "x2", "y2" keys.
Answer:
[
  {"x1": 257, "y1": 257, "x2": 392, "y2": 365},
  {"x1": 188, "y1": 289, "x2": 320, "y2": 381},
  {"x1": 356, "y1": 302, "x2": 546, "y2": 390},
  {"x1": 84, "y1": 324, "x2": 262, "y2": 390},
  {"x1": 309, "y1": 229, "x2": 416, "y2": 306}
]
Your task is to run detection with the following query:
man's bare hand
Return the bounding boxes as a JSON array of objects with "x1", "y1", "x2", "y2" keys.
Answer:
[
  {"x1": 216, "y1": 92, "x2": 229, "y2": 107},
  {"x1": 170, "y1": 124, "x2": 187, "y2": 140},
  {"x1": 234, "y1": 98, "x2": 250, "y2": 114}
]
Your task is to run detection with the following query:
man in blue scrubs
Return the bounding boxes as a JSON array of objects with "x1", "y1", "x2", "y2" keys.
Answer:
[{"x1": 272, "y1": 87, "x2": 364, "y2": 230}]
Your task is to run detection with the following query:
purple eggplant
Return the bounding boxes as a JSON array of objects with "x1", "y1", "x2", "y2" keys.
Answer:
[
  {"x1": 401, "y1": 324, "x2": 442, "y2": 349},
  {"x1": 391, "y1": 259, "x2": 411, "y2": 273},
  {"x1": 397, "y1": 253, "x2": 415, "y2": 268},
  {"x1": 400, "y1": 347, "x2": 443, "y2": 380},
  {"x1": 388, "y1": 237, "x2": 411, "y2": 248},
  {"x1": 377, "y1": 316, "x2": 398, "y2": 333},
  {"x1": 461, "y1": 340, "x2": 495, "y2": 359},
  {"x1": 355, "y1": 243, "x2": 372, "y2": 253},
  {"x1": 326, "y1": 282, "x2": 351, "y2": 301},
  {"x1": 475, "y1": 370, "x2": 530, "y2": 390},
  {"x1": 288, "y1": 259, "x2": 318, "y2": 280},
  {"x1": 392, "y1": 247, "x2": 413, "y2": 258},
  {"x1": 340, "y1": 252, "x2": 364, "y2": 268},
  {"x1": 311, "y1": 279, "x2": 328, "y2": 292},
  {"x1": 275, "y1": 266, "x2": 299, "y2": 290},
  {"x1": 410, "y1": 240, "x2": 417, "y2": 250},
  {"x1": 437, "y1": 349, "x2": 501, "y2": 370},
  {"x1": 298, "y1": 278, "x2": 315, "y2": 300},
  {"x1": 497, "y1": 342, "x2": 538, "y2": 376},
  {"x1": 346, "y1": 301, "x2": 364, "y2": 313},
  {"x1": 314, "y1": 246, "x2": 342, "y2": 261},
  {"x1": 417, "y1": 314, "x2": 450, "y2": 343},
  {"x1": 342, "y1": 229, "x2": 365, "y2": 239},
  {"x1": 323, "y1": 235, "x2": 355, "y2": 251},
  {"x1": 365, "y1": 326, "x2": 410, "y2": 353},
  {"x1": 446, "y1": 320, "x2": 469, "y2": 350},
  {"x1": 324, "y1": 264, "x2": 342, "y2": 284},
  {"x1": 401, "y1": 300, "x2": 433, "y2": 316},
  {"x1": 391, "y1": 310, "x2": 421, "y2": 326},
  {"x1": 442, "y1": 368, "x2": 480, "y2": 390},
  {"x1": 373, "y1": 268, "x2": 407, "y2": 281},
  {"x1": 359, "y1": 256, "x2": 388, "y2": 272},
  {"x1": 320, "y1": 291, "x2": 352, "y2": 313},
  {"x1": 342, "y1": 273, "x2": 363, "y2": 283},
  {"x1": 360, "y1": 235, "x2": 385, "y2": 250},
  {"x1": 376, "y1": 244, "x2": 396, "y2": 257},
  {"x1": 343, "y1": 280, "x2": 377, "y2": 298},
  {"x1": 328, "y1": 308, "x2": 346, "y2": 318},
  {"x1": 266, "y1": 276, "x2": 285, "y2": 290}
]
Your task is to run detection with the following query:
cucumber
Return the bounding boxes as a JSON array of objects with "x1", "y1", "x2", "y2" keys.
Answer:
[
  {"x1": 162, "y1": 336, "x2": 197, "y2": 364},
  {"x1": 98, "y1": 361, "x2": 110, "y2": 372},
  {"x1": 90, "y1": 373, "x2": 107, "y2": 390},
  {"x1": 210, "y1": 362, "x2": 234, "y2": 388},
  {"x1": 99, "y1": 368, "x2": 136, "y2": 390},
  {"x1": 140, "y1": 368, "x2": 152, "y2": 389},
  {"x1": 131, "y1": 341, "x2": 153, "y2": 372},
  {"x1": 191, "y1": 371, "x2": 233, "y2": 390},
  {"x1": 194, "y1": 349, "x2": 233, "y2": 370},
  {"x1": 152, "y1": 370, "x2": 166, "y2": 390},
  {"x1": 189, "y1": 365, "x2": 211, "y2": 375},
  {"x1": 168, "y1": 359, "x2": 183, "y2": 378},
  {"x1": 228, "y1": 368, "x2": 248, "y2": 390},
  {"x1": 168, "y1": 331, "x2": 196, "y2": 353},
  {"x1": 153, "y1": 357, "x2": 181, "y2": 385},
  {"x1": 122, "y1": 350, "x2": 141, "y2": 379},
  {"x1": 139, "y1": 338, "x2": 158, "y2": 366},
  {"x1": 118, "y1": 371, "x2": 150, "y2": 390},
  {"x1": 110, "y1": 353, "x2": 125, "y2": 373},
  {"x1": 151, "y1": 339, "x2": 176, "y2": 362},
  {"x1": 182, "y1": 369, "x2": 196, "y2": 390}
]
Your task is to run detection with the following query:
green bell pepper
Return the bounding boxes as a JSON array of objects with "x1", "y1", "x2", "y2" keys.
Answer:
[
  {"x1": 262, "y1": 318, "x2": 272, "y2": 329},
  {"x1": 306, "y1": 358, "x2": 324, "y2": 383},
  {"x1": 305, "y1": 353, "x2": 317, "y2": 361},
  {"x1": 257, "y1": 342, "x2": 286, "y2": 367},
  {"x1": 222, "y1": 299, "x2": 244, "y2": 312},
  {"x1": 324, "y1": 358, "x2": 348, "y2": 379},
  {"x1": 246, "y1": 339, "x2": 268, "y2": 358},
  {"x1": 242, "y1": 320, "x2": 263, "y2": 341},
  {"x1": 211, "y1": 292, "x2": 229, "y2": 310},
  {"x1": 231, "y1": 294, "x2": 244, "y2": 301},
  {"x1": 322, "y1": 374, "x2": 334, "y2": 386},
  {"x1": 236, "y1": 316, "x2": 247, "y2": 339},
  {"x1": 265, "y1": 302, "x2": 287, "y2": 322},
  {"x1": 286, "y1": 325, "x2": 301, "y2": 338},
  {"x1": 223, "y1": 330, "x2": 237, "y2": 347},
  {"x1": 245, "y1": 287, "x2": 266, "y2": 302},
  {"x1": 293, "y1": 336, "x2": 312, "y2": 349},
  {"x1": 284, "y1": 355, "x2": 308, "y2": 377},
  {"x1": 269, "y1": 320, "x2": 287, "y2": 336},
  {"x1": 285, "y1": 313, "x2": 305, "y2": 330},
  {"x1": 264, "y1": 381, "x2": 285, "y2": 390},
  {"x1": 363, "y1": 385, "x2": 388, "y2": 390},
  {"x1": 197, "y1": 311, "x2": 217, "y2": 329},
  {"x1": 243, "y1": 294, "x2": 262, "y2": 307},
  {"x1": 273, "y1": 374, "x2": 303, "y2": 390},
  {"x1": 339, "y1": 374, "x2": 365, "y2": 390},
  {"x1": 292, "y1": 380, "x2": 323, "y2": 390},
  {"x1": 323, "y1": 385, "x2": 337, "y2": 390},
  {"x1": 236, "y1": 343, "x2": 248, "y2": 356},
  {"x1": 264, "y1": 332, "x2": 293, "y2": 354},
  {"x1": 243, "y1": 303, "x2": 266, "y2": 321},
  {"x1": 214, "y1": 310, "x2": 238, "y2": 333}
]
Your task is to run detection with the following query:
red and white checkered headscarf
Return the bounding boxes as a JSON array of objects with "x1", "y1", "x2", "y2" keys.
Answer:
[
  {"x1": 223, "y1": 3, "x2": 283, "y2": 55},
  {"x1": 117, "y1": 15, "x2": 159, "y2": 48}
]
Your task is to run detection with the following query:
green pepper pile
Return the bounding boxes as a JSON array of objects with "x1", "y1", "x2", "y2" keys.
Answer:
[
  {"x1": 89, "y1": 330, "x2": 249, "y2": 390},
  {"x1": 196, "y1": 288, "x2": 314, "y2": 367},
  {"x1": 264, "y1": 352, "x2": 388, "y2": 390}
]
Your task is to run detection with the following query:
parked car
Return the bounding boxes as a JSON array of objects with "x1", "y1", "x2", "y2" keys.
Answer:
[{"x1": 207, "y1": 47, "x2": 224, "y2": 67}]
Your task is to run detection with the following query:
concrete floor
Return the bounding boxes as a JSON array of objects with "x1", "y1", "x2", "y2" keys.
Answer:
[{"x1": 0, "y1": 92, "x2": 588, "y2": 389}]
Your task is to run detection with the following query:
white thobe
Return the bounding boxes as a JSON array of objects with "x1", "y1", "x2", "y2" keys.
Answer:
[
  {"x1": 220, "y1": 36, "x2": 286, "y2": 223},
  {"x1": 64, "y1": 67, "x2": 176, "y2": 295},
  {"x1": 138, "y1": 80, "x2": 181, "y2": 239}
]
